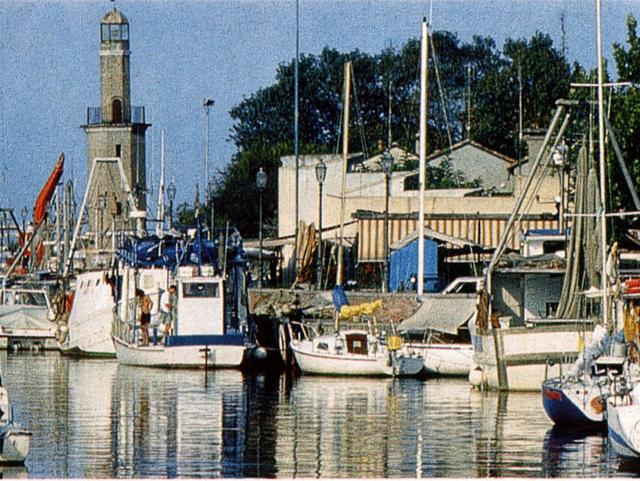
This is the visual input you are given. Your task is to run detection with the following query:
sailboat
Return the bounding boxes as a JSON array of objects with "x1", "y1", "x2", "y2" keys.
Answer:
[{"x1": 290, "y1": 61, "x2": 423, "y2": 377}]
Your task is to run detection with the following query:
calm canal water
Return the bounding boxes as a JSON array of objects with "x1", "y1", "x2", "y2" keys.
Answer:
[{"x1": 2, "y1": 351, "x2": 640, "y2": 478}]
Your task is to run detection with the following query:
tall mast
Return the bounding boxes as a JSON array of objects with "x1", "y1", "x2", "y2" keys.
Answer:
[
  {"x1": 596, "y1": 0, "x2": 608, "y2": 327},
  {"x1": 336, "y1": 61, "x2": 351, "y2": 287},
  {"x1": 294, "y1": 0, "x2": 300, "y2": 281},
  {"x1": 156, "y1": 130, "x2": 165, "y2": 236},
  {"x1": 417, "y1": 18, "x2": 428, "y2": 296}
]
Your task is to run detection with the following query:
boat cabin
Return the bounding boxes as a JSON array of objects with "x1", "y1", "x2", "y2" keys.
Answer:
[{"x1": 175, "y1": 276, "x2": 225, "y2": 336}]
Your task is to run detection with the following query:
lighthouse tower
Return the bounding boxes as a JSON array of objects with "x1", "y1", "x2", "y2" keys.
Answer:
[{"x1": 83, "y1": 8, "x2": 150, "y2": 231}]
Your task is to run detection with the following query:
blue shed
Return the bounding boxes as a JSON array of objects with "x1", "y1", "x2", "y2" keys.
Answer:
[{"x1": 389, "y1": 235, "x2": 441, "y2": 292}]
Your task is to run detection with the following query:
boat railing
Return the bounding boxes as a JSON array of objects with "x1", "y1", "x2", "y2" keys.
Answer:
[{"x1": 112, "y1": 298, "x2": 139, "y2": 344}]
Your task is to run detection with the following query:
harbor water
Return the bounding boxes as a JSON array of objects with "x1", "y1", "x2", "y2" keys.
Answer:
[{"x1": 2, "y1": 351, "x2": 640, "y2": 478}]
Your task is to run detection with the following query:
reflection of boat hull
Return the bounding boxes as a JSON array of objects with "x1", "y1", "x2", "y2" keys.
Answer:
[
  {"x1": 113, "y1": 336, "x2": 245, "y2": 368},
  {"x1": 0, "y1": 428, "x2": 31, "y2": 464},
  {"x1": 469, "y1": 323, "x2": 588, "y2": 391},
  {"x1": 291, "y1": 343, "x2": 423, "y2": 377},
  {"x1": 607, "y1": 401, "x2": 640, "y2": 458},
  {"x1": 408, "y1": 342, "x2": 472, "y2": 376}
]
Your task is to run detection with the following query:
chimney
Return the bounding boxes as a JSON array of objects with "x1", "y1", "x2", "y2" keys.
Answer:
[{"x1": 523, "y1": 128, "x2": 547, "y2": 163}]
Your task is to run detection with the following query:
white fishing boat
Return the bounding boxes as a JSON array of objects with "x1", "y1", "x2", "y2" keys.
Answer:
[
  {"x1": 58, "y1": 269, "x2": 117, "y2": 357},
  {"x1": 113, "y1": 271, "x2": 248, "y2": 368},
  {"x1": 0, "y1": 382, "x2": 31, "y2": 464},
  {"x1": 291, "y1": 329, "x2": 423, "y2": 377},
  {"x1": 111, "y1": 227, "x2": 261, "y2": 369}
]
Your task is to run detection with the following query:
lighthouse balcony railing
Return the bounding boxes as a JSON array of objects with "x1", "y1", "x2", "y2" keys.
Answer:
[{"x1": 85, "y1": 106, "x2": 146, "y2": 125}]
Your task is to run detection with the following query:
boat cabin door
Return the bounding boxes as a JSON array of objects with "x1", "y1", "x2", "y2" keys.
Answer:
[
  {"x1": 176, "y1": 279, "x2": 225, "y2": 336},
  {"x1": 345, "y1": 333, "x2": 368, "y2": 355}
]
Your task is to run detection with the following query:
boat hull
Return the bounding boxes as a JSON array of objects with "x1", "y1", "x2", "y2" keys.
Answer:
[
  {"x1": 0, "y1": 429, "x2": 30, "y2": 464},
  {"x1": 469, "y1": 323, "x2": 590, "y2": 391},
  {"x1": 408, "y1": 342, "x2": 473, "y2": 376},
  {"x1": 542, "y1": 377, "x2": 605, "y2": 426},
  {"x1": 291, "y1": 343, "x2": 423, "y2": 377},
  {"x1": 113, "y1": 336, "x2": 245, "y2": 368},
  {"x1": 608, "y1": 401, "x2": 640, "y2": 458}
]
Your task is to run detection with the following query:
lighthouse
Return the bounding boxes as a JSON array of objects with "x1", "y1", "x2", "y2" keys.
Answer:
[{"x1": 83, "y1": 8, "x2": 150, "y2": 232}]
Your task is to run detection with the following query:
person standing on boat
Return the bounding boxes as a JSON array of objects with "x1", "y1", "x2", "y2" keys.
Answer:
[
  {"x1": 160, "y1": 285, "x2": 177, "y2": 343},
  {"x1": 137, "y1": 289, "x2": 153, "y2": 346}
]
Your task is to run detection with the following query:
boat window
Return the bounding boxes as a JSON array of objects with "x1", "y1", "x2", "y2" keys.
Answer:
[
  {"x1": 317, "y1": 342, "x2": 329, "y2": 351},
  {"x1": 182, "y1": 282, "x2": 219, "y2": 298},
  {"x1": 452, "y1": 282, "x2": 477, "y2": 294},
  {"x1": 96, "y1": 279, "x2": 100, "y2": 286}
]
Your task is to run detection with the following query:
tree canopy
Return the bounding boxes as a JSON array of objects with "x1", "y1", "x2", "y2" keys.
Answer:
[{"x1": 197, "y1": 23, "x2": 640, "y2": 240}]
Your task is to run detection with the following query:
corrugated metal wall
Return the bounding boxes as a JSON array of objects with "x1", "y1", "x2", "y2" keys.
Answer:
[{"x1": 357, "y1": 216, "x2": 558, "y2": 262}]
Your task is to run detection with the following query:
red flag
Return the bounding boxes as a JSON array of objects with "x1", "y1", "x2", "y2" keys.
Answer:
[{"x1": 34, "y1": 153, "x2": 64, "y2": 224}]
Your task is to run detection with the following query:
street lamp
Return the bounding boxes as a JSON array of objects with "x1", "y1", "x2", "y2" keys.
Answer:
[
  {"x1": 203, "y1": 98, "x2": 215, "y2": 188},
  {"x1": 208, "y1": 179, "x2": 216, "y2": 240},
  {"x1": 256, "y1": 168, "x2": 268, "y2": 289},
  {"x1": 380, "y1": 149, "x2": 394, "y2": 293},
  {"x1": 167, "y1": 182, "x2": 176, "y2": 231},
  {"x1": 315, "y1": 160, "x2": 327, "y2": 290}
]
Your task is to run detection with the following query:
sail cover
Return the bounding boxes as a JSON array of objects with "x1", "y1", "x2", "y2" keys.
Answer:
[{"x1": 398, "y1": 295, "x2": 476, "y2": 336}]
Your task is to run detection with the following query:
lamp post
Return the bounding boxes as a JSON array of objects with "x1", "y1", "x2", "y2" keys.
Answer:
[
  {"x1": 315, "y1": 160, "x2": 327, "y2": 290},
  {"x1": 208, "y1": 179, "x2": 215, "y2": 240},
  {"x1": 203, "y1": 98, "x2": 215, "y2": 189},
  {"x1": 97, "y1": 193, "x2": 106, "y2": 249},
  {"x1": 167, "y1": 182, "x2": 176, "y2": 231},
  {"x1": 380, "y1": 149, "x2": 394, "y2": 293},
  {"x1": 256, "y1": 168, "x2": 268, "y2": 289}
]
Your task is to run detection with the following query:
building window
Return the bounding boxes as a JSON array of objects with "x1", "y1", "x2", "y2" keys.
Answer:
[
  {"x1": 112, "y1": 98, "x2": 123, "y2": 123},
  {"x1": 115, "y1": 145, "x2": 121, "y2": 157},
  {"x1": 101, "y1": 24, "x2": 110, "y2": 42}
]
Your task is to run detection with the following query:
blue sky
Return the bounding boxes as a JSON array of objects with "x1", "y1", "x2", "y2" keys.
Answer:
[{"x1": 0, "y1": 0, "x2": 638, "y2": 214}]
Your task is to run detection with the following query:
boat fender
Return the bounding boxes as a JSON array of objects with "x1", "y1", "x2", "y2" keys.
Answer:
[
  {"x1": 57, "y1": 324, "x2": 69, "y2": 344},
  {"x1": 591, "y1": 396, "x2": 605, "y2": 414},
  {"x1": 252, "y1": 346, "x2": 268, "y2": 361},
  {"x1": 469, "y1": 365, "x2": 485, "y2": 389}
]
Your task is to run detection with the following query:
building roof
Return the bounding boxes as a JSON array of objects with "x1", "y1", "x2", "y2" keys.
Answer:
[
  {"x1": 390, "y1": 228, "x2": 481, "y2": 250},
  {"x1": 102, "y1": 8, "x2": 129, "y2": 24},
  {"x1": 361, "y1": 144, "x2": 417, "y2": 172},
  {"x1": 426, "y1": 139, "x2": 517, "y2": 166}
]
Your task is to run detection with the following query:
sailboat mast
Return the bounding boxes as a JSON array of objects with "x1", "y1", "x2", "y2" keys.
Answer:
[
  {"x1": 336, "y1": 61, "x2": 351, "y2": 287},
  {"x1": 156, "y1": 130, "x2": 165, "y2": 237},
  {"x1": 417, "y1": 18, "x2": 428, "y2": 296},
  {"x1": 596, "y1": 0, "x2": 608, "y2": 327}
]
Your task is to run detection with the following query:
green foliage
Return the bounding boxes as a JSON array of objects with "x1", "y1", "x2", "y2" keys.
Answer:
[
  {"x1": 221, "y1": 29, "x2": 579, "y2": 236},
  {"x1": 610, "y1": 15, "x2": 640, "y2": 234}
]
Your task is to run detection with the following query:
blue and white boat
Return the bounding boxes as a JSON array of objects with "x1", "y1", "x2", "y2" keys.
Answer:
[{"x1": 111, "y1": 227, "x2": 263, "y2": 369}]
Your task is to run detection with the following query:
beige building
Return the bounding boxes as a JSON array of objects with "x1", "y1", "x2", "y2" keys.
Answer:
[
  {"x1": 82, "y1": 8, "x2": 150, "y2": 230},
  {"x1": 278, "y1": 139, "x2": 562, "y2": 259}
]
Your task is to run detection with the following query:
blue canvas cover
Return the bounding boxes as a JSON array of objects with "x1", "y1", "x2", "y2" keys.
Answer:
[{"x1": 389, "y1": 238, "x2": 441, "y2": 292}]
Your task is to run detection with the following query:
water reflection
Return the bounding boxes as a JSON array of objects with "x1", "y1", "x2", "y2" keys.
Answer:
[{"x1": 2, "y1": 352, "x2": 640, "y2": 477}]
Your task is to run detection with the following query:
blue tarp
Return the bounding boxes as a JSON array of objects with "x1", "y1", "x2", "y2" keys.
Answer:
[{"x1": 389, "y1": 238, "x2": 441, "y2": 292}]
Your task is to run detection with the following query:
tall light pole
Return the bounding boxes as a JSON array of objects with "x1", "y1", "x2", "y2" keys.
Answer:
[
  {"x1": 208, "y1": 179, "x2": 215, "y2": 240},
  {"x1": 315, "y1": 160, "x2": 327, "y2": 290},
  {"x1": 381, "y1": 149, "x2": 394, "y2": 293},
  {"x1": 203, "y1": 98, "x2": 215, "y2": 189},
  {"x1": 167, "y1": 182, "x2": 176, "y2": 231},
  {"x1": 256, "y1": 168, "x2": 268, "y2": 289}
]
